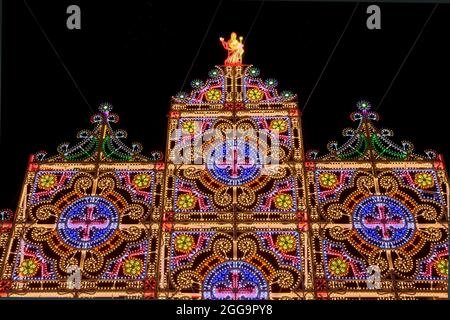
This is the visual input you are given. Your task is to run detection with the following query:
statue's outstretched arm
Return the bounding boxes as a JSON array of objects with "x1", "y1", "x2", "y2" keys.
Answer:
[{"x1": 219, "y1": 38, "x2": 228, "y2": 50}]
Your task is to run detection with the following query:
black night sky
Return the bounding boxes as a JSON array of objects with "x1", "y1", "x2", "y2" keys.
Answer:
[{"x1": 1, "y1": 1, "x2": 449, "y2": 210}]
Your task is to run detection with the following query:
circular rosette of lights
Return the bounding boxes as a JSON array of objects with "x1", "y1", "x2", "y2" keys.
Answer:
[
  {"x1": 205, "y1": 139, "x2": 263, "y2": 186},
  {"x1": 414, "y1": 172, "x2": 435, "y2": 189},
  {"x1": 356, "y1": 100, "x2": 371, "y2": 111},
  {"x1": 37, "y1": 173, "x2": 58, "y2": 190},
  {"x1": 205, "y1": 89, "x2": 222, "y2": 102},
  {"x1": 174, "y1": 234, "x2": 195, "y2": 253},
  {"x1": 246, "y1": 88, "x2": 264, "y2": 102},
  {"x1": 352, "y1": 195, "x2": 416, "y2": 249},
  {"x1": 123, "y1": 257, "x2": 144, "y2": 278},
  {"x1": 132, "y1": 173, "x2": 152, "y2": 189},
  {"x1": 57, "y1": 196, "x2": 119, "y2": 250}
]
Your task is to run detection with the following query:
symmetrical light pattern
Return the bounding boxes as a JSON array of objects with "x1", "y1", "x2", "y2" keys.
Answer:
[{"x1": 0, "y1": 36, "x2": 447, "y2": 299}]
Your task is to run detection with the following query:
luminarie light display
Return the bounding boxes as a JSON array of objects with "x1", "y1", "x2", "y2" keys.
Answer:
[{"x1": 0, "y1": 32, "x2": 447, "y2": 299}]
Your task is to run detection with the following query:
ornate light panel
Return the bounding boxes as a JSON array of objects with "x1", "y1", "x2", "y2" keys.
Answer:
[
  {"x1": 0, "y1": 105, "x2": 164, "y2": 298},
  {"x1": 306, "y1": 102, "x2": 448, "y2": 299}
]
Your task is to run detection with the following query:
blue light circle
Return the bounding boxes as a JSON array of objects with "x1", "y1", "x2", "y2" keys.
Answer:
[
  {"x1": 57, "y1": 196, "x2": 119, "y2": 249},
  {"x1": 206, "y1": 140, "x2": 262, "y2": 186},
  {"x1": 352, "y1": 196, "x2": 415, "y2": 249}
]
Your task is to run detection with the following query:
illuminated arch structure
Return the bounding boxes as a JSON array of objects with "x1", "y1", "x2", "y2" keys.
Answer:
[{"x1": 0, "y1": 36, "x2": 448, "y2": 300}]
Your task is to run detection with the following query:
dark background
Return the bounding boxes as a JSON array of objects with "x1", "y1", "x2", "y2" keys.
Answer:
[{"x1": 1, "y1": 0, "x2": 449, "y2": 210}]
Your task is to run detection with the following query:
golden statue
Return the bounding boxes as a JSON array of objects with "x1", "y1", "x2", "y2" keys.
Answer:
[{"x1": 219, "y1": 32, "x2": 244, "y2": 65}]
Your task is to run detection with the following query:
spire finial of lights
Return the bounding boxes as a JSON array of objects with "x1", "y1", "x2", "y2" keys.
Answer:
[
  {"x1": 219, "y1": 32, "x2": 244, "y2": 66},
  {"x1": 99, "y1": 102, "x2": 113, "y2": 115},
  {"x1": 356, "y1": 100, "x2": 371, "y2": 112}
]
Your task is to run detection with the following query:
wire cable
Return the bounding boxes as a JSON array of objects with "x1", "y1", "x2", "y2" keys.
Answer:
[
  {"x1": 302, "y1": 2, "x2": 359, "y2": 113},
  {"x1": 179, "y1": 0, "x2": 223, "y2": 92},
  {"x1": 375, "y1": 3, "x2": 438, "y2": 111},
  {"x1": 23, "y1": 0, "x2": 94, "y2": 113},
  {"x1": 244, "y1": 0, "x2": 265, "y2": 45}
]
